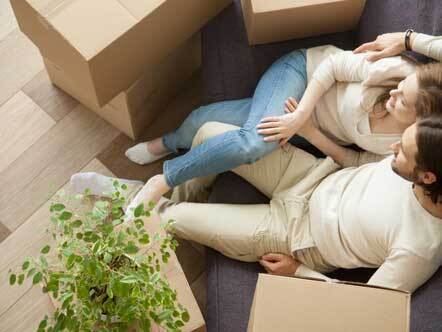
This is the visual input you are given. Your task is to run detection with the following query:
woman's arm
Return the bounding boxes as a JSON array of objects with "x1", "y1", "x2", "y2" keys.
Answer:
[
  {"x1": 289, "y1": 102, "x2": 384, "y2": 167},
  {"x1": 258, "y1": 51, "x2": 370, "y2": 145}
]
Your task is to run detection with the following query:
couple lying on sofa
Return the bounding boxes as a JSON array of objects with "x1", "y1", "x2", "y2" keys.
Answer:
[{"x1": 71, "y1": 31, "x2": 442, "y2": 293}]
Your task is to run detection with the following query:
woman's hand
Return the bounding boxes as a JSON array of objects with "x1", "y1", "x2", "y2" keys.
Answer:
[
  {"x1": 353, "y1": 32, "x2": 414, "y2": 62},
  {"x1": 256, "y1": 97, "x2": 307, "y2": 146},
  {"x1": 283, "y1": 97, "x2": 317, "y2": 141}
]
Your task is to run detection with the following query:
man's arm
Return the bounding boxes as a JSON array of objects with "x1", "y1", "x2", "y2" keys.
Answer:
[
  {"x1": 368, "y1": 249, "x2": 439, "y2": 293},
  {"x1": 260, "y1": 253, "x2": 333, "y2": 281},
  {"x1": 354, "y1": 32, "x2": 442, "y2": 62}
]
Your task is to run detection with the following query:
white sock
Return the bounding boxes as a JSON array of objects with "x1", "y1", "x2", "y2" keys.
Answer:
[
  {"x1": 70, "y1": 172, "x2": 143, "y2": 197},
  {"x1": 125, "y1": 142, "x2": 171, "y2": 165},
  {"x1": 123, "y1": 176, "x2": 167, "y2": 221}
]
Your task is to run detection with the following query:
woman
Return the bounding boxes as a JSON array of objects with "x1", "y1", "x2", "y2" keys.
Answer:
[{"x1": 121, "y1": 31, "x2": 442, "y2": 203}]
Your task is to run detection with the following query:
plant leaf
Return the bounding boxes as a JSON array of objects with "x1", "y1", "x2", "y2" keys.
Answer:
[
  {"x1": 50, "y1": 203, "x2": 65, "y2": 212},
  {"x1": 9, "y1": 274, "x2": 16, "y2": 286},
  {"x1": 59, "y1": 211, "x2": 73, "y2": 221},
  {"x1": 134, "y1": 204, "x2": 144, "y2": 218},
  {"x1": 22, "y1": 260, "x2": 30, "y2": 271},
  {"x1": 40, "y1": 245, "x2": 51, "y2": 254},
  {"x1": 124, "y1": 241, "x2": 139, "y2": 254},
  {"x1": 120, "y1": 275, "x2": 139, "y2": 284},
  {"x1": 103, "y1": 253, "x2": 112, "y2": 264},
  {"x1": 71, "y1": 220, "x2": 82, "y2": 228},
  {"x1": 182, "y1": 310, "x2": 190, "y2": 323},
  {"x1": 32, "y1": 272, "x2": 43, "y2": 285},
  {"x1": 17, "y1": 274, "x2": 25, "y2": 285}
]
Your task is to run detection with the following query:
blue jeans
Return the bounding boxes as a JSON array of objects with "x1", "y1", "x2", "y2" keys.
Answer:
[{"x1": 162, "y1": 49, "x2": 307, "y2": 187}]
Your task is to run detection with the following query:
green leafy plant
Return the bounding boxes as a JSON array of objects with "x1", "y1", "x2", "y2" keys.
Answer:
[{"x1": 9, "y1": 181, "x2": 188, "y2": 332}]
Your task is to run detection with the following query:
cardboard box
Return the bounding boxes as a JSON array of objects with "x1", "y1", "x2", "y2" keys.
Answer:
[
  {"x1": 11, "y1": 0, "x2": 231, "y2": 107},
  {"x1": 44, "y1": 34, "x2": 201, "y2": 139},
  {"x1": 241, "y1": 0, "x2": 366, "y2": 45},
  {"x1": 248, "y1": 274, "x2": 410, "y2": 332}
]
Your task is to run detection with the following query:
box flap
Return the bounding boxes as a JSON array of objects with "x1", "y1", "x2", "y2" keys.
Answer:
[
  {"x1": 294, "y1": 276, "x2": 410, "y2": 294},
  {"x1": 249, "y1": 274, "x2": 410, "y2": 332},
  {"x1": 118, "y1": 0, "x2": 166, "y2": 20},
  {"x1": 29, "y1": 0, "x2": 138, "y2": 60},
  {"x1": 252, "y1": 0, "x2": 350, "y2": 13}
]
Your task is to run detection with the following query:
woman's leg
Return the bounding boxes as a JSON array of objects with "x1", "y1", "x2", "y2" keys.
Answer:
[
  {"x1": 138, "y1": 50, "x2": 308, "y2": 203},
  {"x1": 125, "y1": 98, "x2": 252, "y2": 164},
  {"x1": 163, "y1": 50, "x2": 308, "y2": 188}
]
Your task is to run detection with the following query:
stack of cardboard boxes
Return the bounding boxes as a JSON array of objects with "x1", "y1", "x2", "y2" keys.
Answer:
[{"x1": 11, "y1": 0, "x2": 232, "y2": 139}]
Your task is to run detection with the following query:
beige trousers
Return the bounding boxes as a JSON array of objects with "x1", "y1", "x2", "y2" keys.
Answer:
[{"x1": 141, "y1": 122, "x2": 337, "y2": 274}]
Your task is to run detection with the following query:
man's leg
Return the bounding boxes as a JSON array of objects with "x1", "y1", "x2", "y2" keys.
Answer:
[{"x1": 156, "y1": 199, "x2": 271, "y2": 262}]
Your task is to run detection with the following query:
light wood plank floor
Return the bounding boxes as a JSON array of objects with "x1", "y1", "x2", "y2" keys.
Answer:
[{"x1": 0, "y1": 13, "x2": 207, "y2": 329}]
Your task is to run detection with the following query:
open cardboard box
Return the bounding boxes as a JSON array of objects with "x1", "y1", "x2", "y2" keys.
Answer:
[
  {"x1": 248, "y1": 274, "x2": 410, "y2": 332},
  {"x1": 241, "y1": 0, "x2": 366, "y2": 45},
  {"x1": 44, "y1": 33, "x2": 201, "y2": 139},
  {"x1": 11, "y1": 0, "x2": 232, "y2": 106}
]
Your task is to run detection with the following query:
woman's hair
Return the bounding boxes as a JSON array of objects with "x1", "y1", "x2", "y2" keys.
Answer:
[
  {"x1": 415, "y1": 62, "x2": 442, "y2": 118},
  {"x1": 373, "y1": 62, "x2": 442, "y2": 119}
]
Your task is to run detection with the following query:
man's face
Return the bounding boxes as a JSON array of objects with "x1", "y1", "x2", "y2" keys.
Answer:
[{"x1": 390, "y1": 124, "x2": 419, "y2": 182}]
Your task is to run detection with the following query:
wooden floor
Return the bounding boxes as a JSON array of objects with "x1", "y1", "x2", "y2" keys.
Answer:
[{"x1": 0, "y1": 2, "x2": 207, "y2": 330}]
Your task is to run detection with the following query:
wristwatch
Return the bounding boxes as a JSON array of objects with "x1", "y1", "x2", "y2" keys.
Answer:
[{"x1": 405, "y1": 29, "x2": 414, "y2": 51}]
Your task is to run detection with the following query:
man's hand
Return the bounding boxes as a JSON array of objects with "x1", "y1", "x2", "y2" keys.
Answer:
[
  {"x1": 259, "y1": 253, "x2": 301, "y2": 277},
  {"x1": 353, "y1": 32, "x2": 412, "y2": 62}
]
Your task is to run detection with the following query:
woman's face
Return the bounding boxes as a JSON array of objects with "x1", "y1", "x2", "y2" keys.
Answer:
[{"x1": 386, "y1": 73, "x2": 419, "y2": 125}]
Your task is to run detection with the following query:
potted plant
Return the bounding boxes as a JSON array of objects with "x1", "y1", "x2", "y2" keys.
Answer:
[{"x1": 9, "y1": 181, "x2": 189, "y2": 332}]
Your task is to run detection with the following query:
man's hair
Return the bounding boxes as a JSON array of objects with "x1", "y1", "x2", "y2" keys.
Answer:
[{"x1": 416, "y1": 116, "x2": 442, "y2": 203}]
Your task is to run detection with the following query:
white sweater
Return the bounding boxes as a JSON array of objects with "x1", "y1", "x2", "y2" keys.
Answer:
[
  {"x1": 305, "y1": 33, "x2": 442, "y2": 166},
  {"x1": 309, "y1": 157, "x2": 442, "y2": 293}
]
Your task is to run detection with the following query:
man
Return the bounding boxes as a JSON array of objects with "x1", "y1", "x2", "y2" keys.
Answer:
[{"x1": 71, "y1": 117, "x2": 442, "y2": 293}]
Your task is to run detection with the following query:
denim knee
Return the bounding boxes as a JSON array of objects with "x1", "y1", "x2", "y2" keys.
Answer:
[{"x1": 238, "y1": 130, "x2": 278, "y2": 164}]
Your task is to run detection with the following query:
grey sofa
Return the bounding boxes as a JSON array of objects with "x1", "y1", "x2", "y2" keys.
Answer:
[{"x1": 200, "y1": 1, "x2": 442, "y2": 331}]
